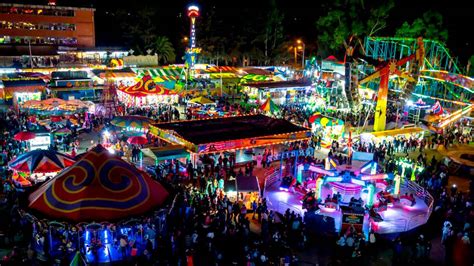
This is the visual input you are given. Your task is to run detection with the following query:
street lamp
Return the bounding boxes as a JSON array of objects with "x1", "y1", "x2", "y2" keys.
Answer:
[{"x1": 297, "y1": 39, "x2": 305, "y2": 69}]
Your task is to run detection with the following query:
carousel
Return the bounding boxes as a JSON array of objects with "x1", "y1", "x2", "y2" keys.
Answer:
[{"x1": 25, "y1": 145, "x2": 169, "y2": 264}]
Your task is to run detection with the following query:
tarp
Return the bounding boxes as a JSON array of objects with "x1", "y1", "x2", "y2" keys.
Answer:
[
  {"x1": 370, "y1": 127, "x2": 424, "y2": 138},
  {"x1": 188, "y1": 96, "x2": 215, "y2": 105},
  {"x1": 205, "y1": 66, "x2": 239, "y2": 73},
  {"x1": 141, "y1": 145, "x2": 189, "y2": 161},
  {"x1": 118, "y1": 74, "x2": 176, "y2": 97},
  {"x1": 28, "y1": 145, "x2": 169, "y2": 222},
  {"x1": 236, "y1": 175, "x2": 260, "y2": 193}
]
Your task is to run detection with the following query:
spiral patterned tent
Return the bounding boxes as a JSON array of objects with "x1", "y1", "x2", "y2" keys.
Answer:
[
  {"x1": 118, "y1": 74, "x2": 176, "y2": 97},
  {"x1": 28, "y1": 145, "x2": 169, "y2": 222},
  {"x1": 8, "y1": 149, "x2": 76, "y2": 173}
]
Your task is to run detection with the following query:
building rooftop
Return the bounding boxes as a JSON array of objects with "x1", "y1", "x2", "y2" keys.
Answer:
[
  {"x1": 152, "y1": 114, "x2": 310, "y2": 145},
  {"x1": 0, "y1": 2, "x2": 95, "y2": 11}
]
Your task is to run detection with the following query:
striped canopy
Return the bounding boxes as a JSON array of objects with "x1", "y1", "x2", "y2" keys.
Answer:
[
  {"x1": 28, "y1": 145, "x2": 169, "y2": 222},
  {"x1": 260, "y1": 98, "x2": 279, "y2": 113},
  {"x1": 9, "y1": 149, "x2": 76, "y2": 173},
  {"x1": 134, "y1": 68, "x2": 183, "y2": 81}
]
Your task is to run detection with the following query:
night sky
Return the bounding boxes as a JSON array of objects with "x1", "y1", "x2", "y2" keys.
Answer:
[{"x1": 5, "y1": 0, "x2": 473, "y2": 63}]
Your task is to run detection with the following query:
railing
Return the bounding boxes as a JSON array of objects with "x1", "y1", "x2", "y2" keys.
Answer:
[
  {"x1": 401, "y1": 178, "x2": 434, "y2": 214},
  {"x1": 372, "y1": 178, "x2": 434, "y2": 233},
  {"x1": 264, "y1": 166, "x2": 280, "y2": 189}
]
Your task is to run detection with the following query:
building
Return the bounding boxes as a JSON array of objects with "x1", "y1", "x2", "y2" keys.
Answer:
[{"x1": 0, "y1": 1, "x2": 95, "y2": 66}]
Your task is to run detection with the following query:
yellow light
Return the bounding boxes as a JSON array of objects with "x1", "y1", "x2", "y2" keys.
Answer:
[
  {"x1": 297, "y1": 39, "x2": 302, "y2": 44},
  {"x1": 297, "y1": 46, "x2": 303, "y2": 50}
]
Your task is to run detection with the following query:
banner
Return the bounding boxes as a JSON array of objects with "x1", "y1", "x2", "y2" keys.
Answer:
[
  {"x1": 124, "y1": 55, "x2": 159, "y2": 67},
  {"x1": 342, "y1": 212, "x2": 364, "y2": 225},
  {"x1": 197, "y1": 131, "x2": 311, "y2": 153}
]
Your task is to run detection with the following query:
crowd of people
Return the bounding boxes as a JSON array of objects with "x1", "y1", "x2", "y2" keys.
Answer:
[{"x1": 0, "y1": 93, "x2": 473, "y2": 266}]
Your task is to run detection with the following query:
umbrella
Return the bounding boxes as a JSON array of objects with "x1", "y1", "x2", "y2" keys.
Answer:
[
  {"x1": 14, "y1": 131, "x2": 36, "y2": 141},
  {"x1": 110, "y1": 116, "x2": 152, "y2": 130},
  {"x1": 259, "y1": 98, "x2": 279, "y2": 112},
  {"x1": 53, "y1": 127, "x2": 72, "y2": 135},
  {"x1": 8, "y1": 149, "x2": 76, "y2": 173},
  {"x1": 127, "y1": 136, "x2": 148, "y2": 145},
  {"x1": 188, "y1": 96, "x2": 215, "y2": 105},
  {"x1": 50, "y1": 115, "x2": 63, "y2": 122},
  {"x1": 28, "y1": 145, "x2": 169, "y2": 222}
]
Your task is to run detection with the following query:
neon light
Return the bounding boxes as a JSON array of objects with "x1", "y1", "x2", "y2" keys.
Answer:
[
  {"x1": 315, "y1": 178, "x2": 324, "y2": 200},
  {"x1": 370, "y1": 162, "x2": 377, "y2": 175},
  {"x1": 331, "y1": 182, "x2": 362, "y2": 192},
  {"x1": 351, "y1": 178, "x2": 366, "y2": 186},
  {"x1": 325, "y1": 176, "x2": 343, "y2": 182},
  {"x1": 297, "y1": 165, "x2": 303, "y2": 183},
  {"x1": 367, "y1": 183, "x2": 375, "y2": 207},
  {"x1": 394, "y1": 175, "x2": 401, "y2": 195},
  {"x1": 308, "y1": 165, "x2": 336, "y2": 176},
  {"x1": 411, "y1": 165, "x2": 417, "y2": 181},
  {"x1": 438, "y1": 105, "x2": 472, "y2": 128},
  {"x1": 361, "y1": 162, "x2": 372, "y2": 173},
  {"x1": 361, "y1": 174, "x2": 388, "y2": 181}
]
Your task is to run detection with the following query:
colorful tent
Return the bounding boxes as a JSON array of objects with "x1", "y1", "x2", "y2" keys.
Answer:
[
  {"x1": 308, "y1": 113, "x2": 322, "y2": 124},
  {"x1": 118, "y1": 74, "x2": 176, "y2": 97},
  {"x1": 110, "y1": 115, "x2": 152, "y2": 130},
  {"x1": 9, "y1": 149, "x2": 76, "y2": 173},
  {"x1": 259, "y1": 98, "x2": 279, "y2": 112},
  {"x1": 188, "y1": 96, "x2": 215, "y2": 105},
  {"x1": 14, "y1": 131, "x2": 36, "y2": 141},
  {"x1": 28, "y1": 145, "x2": 169, "y2": 222}
]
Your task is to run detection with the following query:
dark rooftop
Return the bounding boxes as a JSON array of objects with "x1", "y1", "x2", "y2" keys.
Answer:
[
  {"x1": 153, "y1": 114, "x2": 309, "y2": 145},
  {"x1": 243, "y1": 79, "x2": 312, "y2": 89}
]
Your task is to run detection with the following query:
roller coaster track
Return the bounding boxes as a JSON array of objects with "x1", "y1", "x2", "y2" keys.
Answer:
[{"x1": 363, "y1": 37, "x2": 473, "y2": 104}]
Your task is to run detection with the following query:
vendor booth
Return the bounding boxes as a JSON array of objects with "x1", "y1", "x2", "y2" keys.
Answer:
[
  {"x1": 309, "y1": 113, "x2": 345, "y2": 145},
  {"x1": 241, "y1": 80, "x2": 313, "y2": 105},
  {"x1": 0, "y1": 77, "x2": 45, "y2": 106}
]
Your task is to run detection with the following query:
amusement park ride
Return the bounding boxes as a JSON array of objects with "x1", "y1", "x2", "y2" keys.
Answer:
[
  {"x1": 358, "y1": 37, "x2": 424, "y2": 131},
  {"x1": 352, "y1": 37, "x2": 473, "y2": 131}
]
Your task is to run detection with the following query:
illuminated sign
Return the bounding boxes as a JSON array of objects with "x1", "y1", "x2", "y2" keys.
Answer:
[{"x1": 29, "y1": 133, "x2": 51, "y2": 150}]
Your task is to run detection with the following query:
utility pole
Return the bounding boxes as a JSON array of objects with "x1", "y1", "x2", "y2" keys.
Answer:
[{"x1": 28, "y1": 38, "x2": 33, "y2": 68}]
